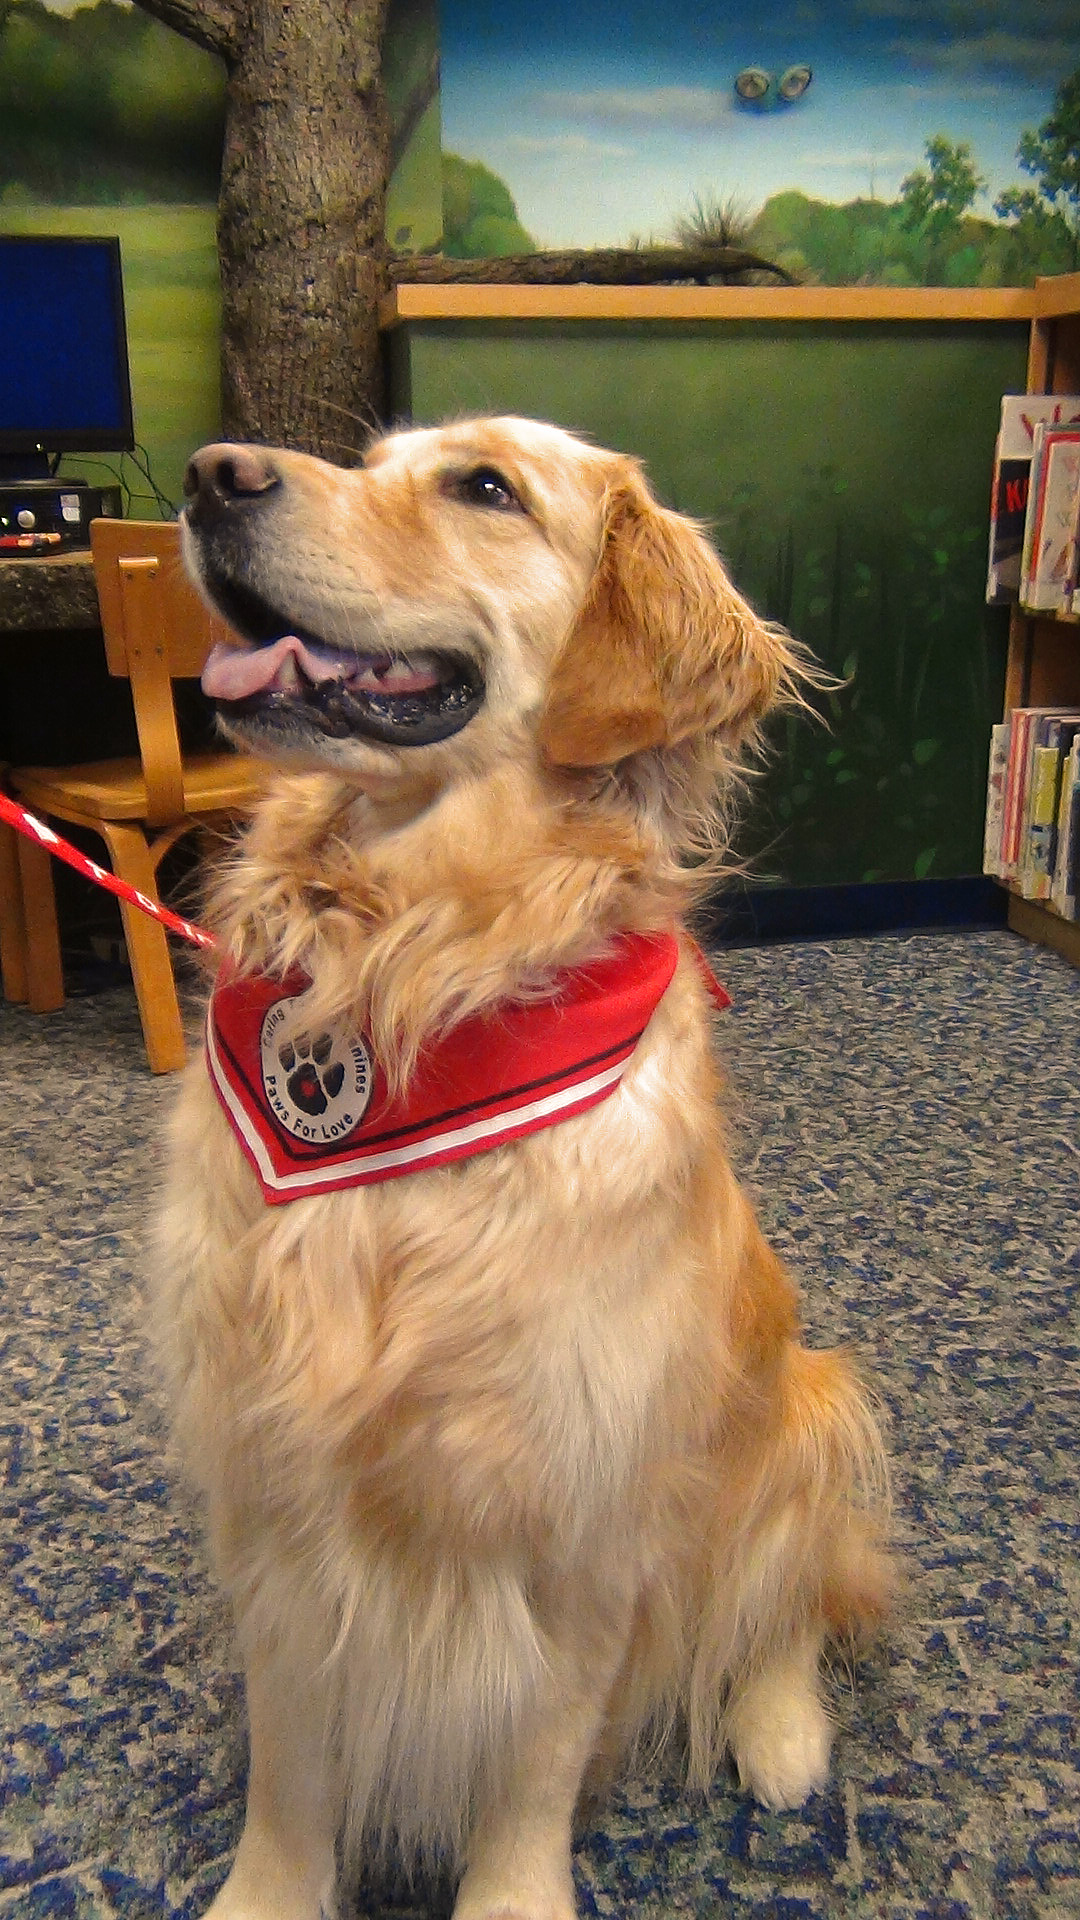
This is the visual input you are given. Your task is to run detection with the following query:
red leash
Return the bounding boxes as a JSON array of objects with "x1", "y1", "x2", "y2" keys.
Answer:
[{"x1": 0, "y1": 790, "x2": 219, "y2": 953}]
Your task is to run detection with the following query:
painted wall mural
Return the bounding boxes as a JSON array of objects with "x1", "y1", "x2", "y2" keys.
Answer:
[
  {"x1": 440, "y1": 0, "x2": 1080, "y2": 283},
  {"x1": 0, "y1": 0, "x2": 441, "y2": 502},
  {"x1": 0, "y1": 0, "x2": 1063, "y2": 889},
  {"x1": 4, "y1": 0, "x2": 1079, "y2": 503}
]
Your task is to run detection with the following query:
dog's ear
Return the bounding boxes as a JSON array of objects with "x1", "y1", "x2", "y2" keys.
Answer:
[{"x1": 538, "y1": 466, "x2": 793, "y2": 768}]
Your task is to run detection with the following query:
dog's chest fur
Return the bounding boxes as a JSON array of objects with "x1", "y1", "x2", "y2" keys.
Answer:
[{"x1": 155, "y1": 958, "x2": 723, "y2": 1577}]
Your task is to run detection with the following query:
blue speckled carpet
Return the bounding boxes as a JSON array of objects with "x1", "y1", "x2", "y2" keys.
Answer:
[{"x1": 2, "y1": 929, "x2": 1078, "y2": 1920}]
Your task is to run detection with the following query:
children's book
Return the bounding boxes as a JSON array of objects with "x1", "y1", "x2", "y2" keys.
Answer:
[
  {"x1": 982, "y1": 721, "x2": 1010, "y2": 878},
  {"x1": 986, "y1": 393, "x2": 1080, "y2": 604},
  {"x1": 1020, "y1": 424, "x2": 1080, "y2": 613},
  {"x1": 1000, "y1": 709, "x2": 1037, "y2": 877},
  {"x1": 1019, "y1": 717, "x2": 1080, "y2": 899},
  {"x1": 1000, "y1": 707, "x2": 1080, "y2": 882}
]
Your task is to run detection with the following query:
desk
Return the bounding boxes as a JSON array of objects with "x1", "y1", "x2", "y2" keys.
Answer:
[
  {"x1": 0, "y1": 551, "x2": 100, "y2": 632},
  {"x1": 0, "y1": 548, "x2": 214, "y2": 768},
  {"x1": 0, "y1": 551, "x2": 134, "y2": 767}
]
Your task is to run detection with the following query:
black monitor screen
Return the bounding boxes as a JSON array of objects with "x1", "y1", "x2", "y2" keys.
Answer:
[{"x1": 0, "y1": 235, "x2": 135, "y2": 455}]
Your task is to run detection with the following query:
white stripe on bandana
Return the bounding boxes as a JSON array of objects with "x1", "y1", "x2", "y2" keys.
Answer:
[{"x1": 204, "y1": 932, "x2": 728, "y2": 1204}]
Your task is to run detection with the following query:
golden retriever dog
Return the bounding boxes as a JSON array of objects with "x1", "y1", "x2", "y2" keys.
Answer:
[{"x1": 155, "y1": 415, "x2": 890, "y2": 1920}]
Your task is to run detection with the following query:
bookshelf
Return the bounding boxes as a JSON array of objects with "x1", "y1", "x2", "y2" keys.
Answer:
[{"x1": 1000, "y1": 273, "x2": 1080, "y2": 967}]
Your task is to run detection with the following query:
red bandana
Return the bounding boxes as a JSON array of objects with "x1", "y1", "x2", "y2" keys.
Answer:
[{"x1": 206, "y1": 932, "x2": 729, "y2": 1204}]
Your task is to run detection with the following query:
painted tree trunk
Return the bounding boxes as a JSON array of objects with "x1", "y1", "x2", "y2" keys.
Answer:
[
  {"x1": 219, "y1": 0, "x2": 390, "y2": 459},
  {"x1": 136, "y1": 0, "x2": 391, "y2": 462}
]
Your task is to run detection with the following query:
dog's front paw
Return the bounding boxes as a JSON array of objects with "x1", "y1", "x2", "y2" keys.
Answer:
[
  {"x1": 452, "y1": 1867, "x2": 577, "y2": 1920},
  {"x1": 203, "y1": 1891, "x2": 334, "y2": 1920},
  {"x1": 726, "y1": 1673, "x2": 833, "y2": 1811},
  {"x1": 203, "y1": 1887, "x2": 334, "y2": 1920},
  {"x1": 452, "y1": 1903, "x2": 576, "y2": 1920},
  {"x1": 200, "y1": 1851, "x2": 337, "y2": 1920}
]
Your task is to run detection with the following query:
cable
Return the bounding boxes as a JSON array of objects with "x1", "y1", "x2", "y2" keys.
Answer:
[
  {"x1": 56, "y1": 445, "x2": 180, "y2": 519},
  {"x1": 126, "y1": 442, "x2": 180, "y2": 518}
]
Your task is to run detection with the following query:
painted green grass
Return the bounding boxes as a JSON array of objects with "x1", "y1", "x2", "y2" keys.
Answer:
[
  {"x1": 386, "y1": 100, "x2": 443, "y2": 253},
  {"x1": 1, "y1": 202, "x2": 220, "y2": 513}
]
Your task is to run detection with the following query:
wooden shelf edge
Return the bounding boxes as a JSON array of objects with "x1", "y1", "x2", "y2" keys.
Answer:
[
  {"x1": 379, "y1": 284, "x2": 1038, "y2": 329},
  {"x1": 1006, "y1": 891, "x2": 1080, "y2": 966},
  {"x1": 1033, "y1": 271, "x2": 1080, "y2": 319},
  {"x1": 1017, "y1": 605, "x2": 1080, "y2": 625}
]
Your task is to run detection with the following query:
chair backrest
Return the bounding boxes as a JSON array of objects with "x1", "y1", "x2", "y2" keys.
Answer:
[
  {"x1": 90, "y1": 518, "x2": 233, "y2": 678},
  {"x1": 89, "y1": 518, "x2": 239, "y2": 830}
]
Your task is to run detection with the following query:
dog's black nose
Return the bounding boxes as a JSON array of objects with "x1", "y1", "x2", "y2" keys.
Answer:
[{"x1": 184, "y1": 443, "x2": 282, "y2": 524}]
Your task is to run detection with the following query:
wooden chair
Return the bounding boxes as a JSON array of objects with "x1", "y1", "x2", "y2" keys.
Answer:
[
  {"x1": 7, "y1": 520, "x2": 265, "y2": 1071},
  {"x1": 0, "y1": 793, "x2": 30, "y2": 1004}
]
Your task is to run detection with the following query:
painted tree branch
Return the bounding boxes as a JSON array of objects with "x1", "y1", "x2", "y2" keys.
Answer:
[
  {"x1": 390, "y1": 245, "x2": 797, "y2": 287},
  {"x1": 133, "y1": 0, "x2": 240, "y2": 66}
]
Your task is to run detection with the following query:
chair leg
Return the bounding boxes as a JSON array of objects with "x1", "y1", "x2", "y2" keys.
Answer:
[
  {"x1": 15, "y1": 830, "x2": 65, "y2": 1012},
  {"x1": 0, "y1": 820, "x2": 30, "y2": 1003},
  {"x1": 98, "y1": 822, "x2": 187, "y2": 1073}
]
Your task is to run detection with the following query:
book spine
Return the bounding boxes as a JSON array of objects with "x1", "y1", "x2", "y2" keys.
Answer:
[
  {"x1": 1064, "y1": 486, "x2": 1080, "y2": 615},
  {"x1": 1019, "y1": 422, "x2": 1049, "y2": 606},
  {"x1": 1020, "y1": 740, "x2": 1063, "y2": 899},
  {"x1": 986, "y1": 431, "x2": 1005, "y2": 603},
  {"x1": 1051, "y1": 736, "x2": 1080, "y2": 920},
  {"x1": 983, "y1": 721, "x2": 1010, "y2": 878},
  {"x1": 986, "y1": 455, "x2": 1032, "y2": 603},
  {"x1": 1001, "y1": 710, "x2": 1033, "y2": 879}
]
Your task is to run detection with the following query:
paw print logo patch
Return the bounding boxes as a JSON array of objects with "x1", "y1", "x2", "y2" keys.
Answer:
[{"x1": 258, "y1": 993, "x2": 373, "y2": 1144}]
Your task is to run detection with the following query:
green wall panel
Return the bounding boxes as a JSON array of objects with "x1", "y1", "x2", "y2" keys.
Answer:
[{"x1": 389, "y1": 319, "x2": 1028, "y2": 889}]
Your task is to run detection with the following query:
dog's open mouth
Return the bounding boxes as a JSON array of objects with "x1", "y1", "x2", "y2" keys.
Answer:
[{"x1": 199, "y1": 575, "x2": 485, "y2": 749}]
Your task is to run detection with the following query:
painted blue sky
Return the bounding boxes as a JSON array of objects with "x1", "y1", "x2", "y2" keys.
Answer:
[{"x1": 440, "y1": 0, "x2": 1080, "y2": 247}]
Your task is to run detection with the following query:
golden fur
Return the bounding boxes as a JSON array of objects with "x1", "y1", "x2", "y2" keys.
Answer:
[{"x1": 154, "y1": 416, "x2": 890, "y2": 1920}]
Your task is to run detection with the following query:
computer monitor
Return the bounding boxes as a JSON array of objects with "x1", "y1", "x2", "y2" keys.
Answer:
[{"x1": 0, "y1": 234, "x2": 135, "y2": 479}]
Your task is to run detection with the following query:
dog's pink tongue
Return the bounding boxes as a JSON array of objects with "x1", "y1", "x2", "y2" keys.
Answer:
[
  {"x1": 202, "y1": 635, "x2": 345, "y2": 701},
  {"x1": 203, "y1": 636, "x2": 446, "y2": 702}
]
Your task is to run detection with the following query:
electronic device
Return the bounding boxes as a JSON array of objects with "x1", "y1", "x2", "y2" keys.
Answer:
[
  {"x1": 0, "y1": 478, "x2": 122, "y2": 552},
  {"x1": 0, "y1": 234, "x2": 134, "y2": 549}
]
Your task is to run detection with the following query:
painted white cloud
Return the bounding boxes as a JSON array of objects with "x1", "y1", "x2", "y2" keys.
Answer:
[
  {"x1": 876, "y1": 71, "x2": 1018, "y2": 105},
  {"x1": 797, "y1": 147, "x2": 915, "y2": 171},
  {"x1": 533, "y1": 86, "x2": 733, "y2": 129},
  {"x1": 894, "y1": 32, "x2": 1080, "y2": 84},
  {"x1": 501, "y1": 133, "x2": 634, "y2": 160},
  {"x1": 859, "y1": 0, "x2": 1080, "y2": 34}
]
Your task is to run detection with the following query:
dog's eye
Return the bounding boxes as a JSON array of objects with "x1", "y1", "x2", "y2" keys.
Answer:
[{"x1": 453, "y1": 467, "x2": 522, "y2": 513}]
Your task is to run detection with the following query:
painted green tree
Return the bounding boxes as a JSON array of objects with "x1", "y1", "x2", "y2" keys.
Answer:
[
  {"x1": 996, "y1": 64, "x2": 1080, "y2": 271},
  {"x1": 0, "y1": 0, "x2": 223, "y2": 201},
  {"x1": 441, "y1": 154, "x2": 534, "y2": 257},
  {"x1": 899, "y1": 136, "x2": 986, "y2": 280}
]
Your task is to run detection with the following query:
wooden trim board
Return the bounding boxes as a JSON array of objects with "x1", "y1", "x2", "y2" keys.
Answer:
[{"x1": 380, "y1": 284, "x2": 1038, "y2": 328}]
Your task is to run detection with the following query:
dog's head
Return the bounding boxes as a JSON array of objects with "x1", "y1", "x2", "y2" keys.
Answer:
[{"x1": 184, "y1": 416, "x2": 801, "y2": 795}]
